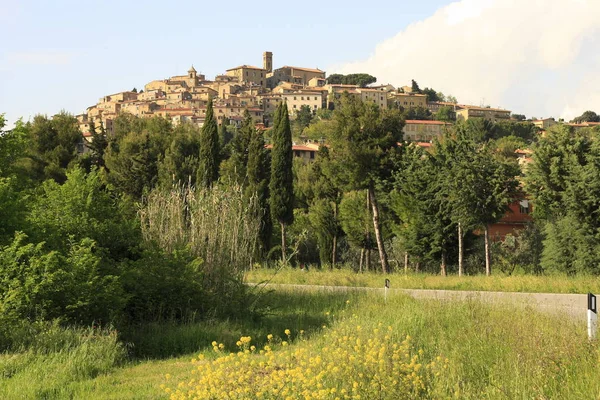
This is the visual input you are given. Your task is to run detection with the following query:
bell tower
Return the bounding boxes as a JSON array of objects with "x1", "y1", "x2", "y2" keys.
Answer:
[{"x1": 263, "y1": 51, "x2": 273, "y2": 73}]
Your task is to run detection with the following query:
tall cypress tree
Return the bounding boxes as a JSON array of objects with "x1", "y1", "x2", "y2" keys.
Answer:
[
  {"x1": 198, "y1": 98, "x2": 220, "y2": 188},
  {"x1": 270, "y1": 103, "x2": 294, "y2": 262},
  {"x1": 246, "y1": 118, "x2": 272, "y2": 258}
]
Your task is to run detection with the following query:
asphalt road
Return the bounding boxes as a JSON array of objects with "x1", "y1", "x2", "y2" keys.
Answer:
[{"x1": 256, "y1": 283, "x2": 588, "y2": 322}]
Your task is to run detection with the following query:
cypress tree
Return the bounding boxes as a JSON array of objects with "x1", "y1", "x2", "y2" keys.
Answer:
[
  {"x1": 198, "y1": 98, "x2": 220, "y2": 188},
  {"x1": 246, "y1": 119, "x2": 272, "y2": 258},
  {"x1": 269, "y1": 103, "x2": 294, "y2": 262}
]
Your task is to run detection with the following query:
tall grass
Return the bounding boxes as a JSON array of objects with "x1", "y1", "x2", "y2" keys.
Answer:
[
  {"x1": 139, "y1": 183, "x2": 260, "y2": 278},
  {"x1": 0, "y1": 322, "x2": 125, "y2": 399},
  {"x1": 246, "y1": 267, "x2": 600, "y2": 294},
  {"x1": 165, "y1": 288, "x2": 600, "y2": 399}
]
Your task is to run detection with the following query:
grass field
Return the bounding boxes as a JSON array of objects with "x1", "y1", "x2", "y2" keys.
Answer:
[
  {"x1": 246, "y1": 267, "x2": 600, "y2": 294},
  {"x1": 1, "y1": 287, "x2": 599, "y2": 399}
]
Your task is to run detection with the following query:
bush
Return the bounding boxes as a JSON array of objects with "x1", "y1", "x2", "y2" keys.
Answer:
[{"x1": 0, "y1": 233, "x2": 124, "y2": 326}]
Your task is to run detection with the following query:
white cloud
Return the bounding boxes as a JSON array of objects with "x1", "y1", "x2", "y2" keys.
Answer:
[
  {"x1": 332, "y1": 0, "x2": 600, "y2": 121},
  {"x1": 5, "y1": 51, "x2": 74, "y2": 66}
]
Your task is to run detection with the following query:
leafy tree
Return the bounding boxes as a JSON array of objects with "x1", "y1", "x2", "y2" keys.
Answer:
[
  {"x1": 339, "y1": 190, "x2": 376, "y2": 271},
  {"x1": 329, "y1": 94, "x2": 404, "y2": 273},
  {"x1": 511, "y1": 114, "x2": 526, "y2": 121},
  {"x1": 221, "y1": 110, "x2": 253, "y2": 184},
  {"x1": 0, "y1": 117, "x2": 30, "y2": 180},
  {"x1": 326, "y1": 73, "x2": 377, "y2": 87},
  {"x1": 440, "y1": 130, "x2": 519, "y2": 276},
  {"x1": 198, "y1": 98, "x2": 220, "y2": 188},
  {"x1": 26, "y1": 112, "x2": 81, "y2": 183},
  {"x1": 105, "y1": 131, "x2": 161, "y2": 198},
  {"x1": 295, "y1": 105, "x2": 313, "y2": 132},
  {"x1": 158, "y1": 124, "x2": 201, "y2": 187},
  {"x1": 326, "y1": 74, "x2": 345, "y2": 85},
  {"x1": 28, "y1": 168, "x2": 139, "y2": 260},
  {"x1": 422, "y1": 87, "x2": 439, "y2": 102},
  {"x1": 572, "y1": 110, "x2": 600, "y2": 123},
  {"x1": 270, "y1": 103, "x2": 295, "y2": 261},
  {"x1": 525, "y1": 125, "x2": 600, "y2": 274},
  {"x1": 403, "y1": 106, "x2": 431, "y2": 121},
  {"x1": 87, "y1": 120, "x2": 108, "y2": 169},
  {"x1": 435, "y1": 106, "x2": 456, "y2": 122}
]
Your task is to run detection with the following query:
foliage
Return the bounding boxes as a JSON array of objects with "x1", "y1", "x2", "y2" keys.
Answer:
[
  {"x1": 246, "y1": 120, "x2": 272, "y2": 258},
  {"x1": 0, "y1": 177, "x2": 28, "y2": 245},
  {"x1": 165, "y1": 326, "x2": 442, "y2": 399},
  {"x1": 26, "y1": 112, "x2": 81, "y2": 183},
  {"x1": 0, "y1": 117, "x2": 30, "y2": 180},
  {"x1": 295, "y1": 104, "x2": 313, "y2": 133},
  {"x1": 525, "y1": 125, "x2": 600, "y2": 274},
  {"x1": 511, "y1": 113, "x2": 526, "y2": 121},
  {"x1": 435, "y1": 106, "x2": 456, "y2": 122},
  {"x1": 27, "y1": 168, "x2": 139, "y2": 260},
  {"x1": 0, "y1": 233, "x2": 124, "y2": 325},
  {"x1": 270, "y1": 103, "x2": 295, "y2": 239},
  {"x1": 158, "y1": 124, "x2": 201, "y2": 187},
  {"x1": 411, "y1": 79, "x2": 421, "y2": 93},
  {"x1": 326, "y1": 73, "x2": 377, "y2": 87},
  {"x1": 197, "y1": 98, "x2": 220, "y2": 188},
  {"x1": 138, "y1": 184, "x2": 260, "y2": 316},
  {"x1": 571, "y1": 110, "x2": 599, "y2": 123}
]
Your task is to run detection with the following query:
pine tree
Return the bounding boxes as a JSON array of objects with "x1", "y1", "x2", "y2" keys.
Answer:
[
  {"x1": 198, "y1": 98, "x2": 220, "y2": 188},
  {"x1": 269, "y1": 103, "x2": 294, "y2": 262}
]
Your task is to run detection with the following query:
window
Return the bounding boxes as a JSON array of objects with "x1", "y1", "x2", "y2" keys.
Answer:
[
  {"x1": 310, "y1": 151, "x2": 315, "y2": 159},
  {"x1": 519, "y1": 200, "x2": 530, "y2": 214},
  {"x1": 314, "y1": 97, "x2": 317, "y2": 100},
  {"x1": 293, "y1": 105, "x2": 297, "y2": 108},
  {"x1": 294, "y1": 97, "x2": 297, "y2": 100},
  {"x1": 294, "y1": 151, "x2": 300, "y2": 157},
  {"x1": 301, "y1": 97, "x2": 304, "y2": 100}
]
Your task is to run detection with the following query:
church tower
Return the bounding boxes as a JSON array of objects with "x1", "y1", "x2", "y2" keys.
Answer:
[
  {"x1": 263, "y1": 51, "x2": 273, "y2": 73},
  {"x1": 188, "y1": 65, "x2": 197, "y2": 79}
]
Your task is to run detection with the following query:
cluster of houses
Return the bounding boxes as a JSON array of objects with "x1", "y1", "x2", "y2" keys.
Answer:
[
  {"x1": 77, "y1": 50, "x2": 522, "y2": 144},
  {"x1": 77, "y1": 51, "x2": 600, "y2": 242}
]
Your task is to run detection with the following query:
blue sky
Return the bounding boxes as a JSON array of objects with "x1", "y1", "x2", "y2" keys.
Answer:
[
  {"x1": 1, "y1": 0, "x2": 599, "y2": 126},
  {"x1": 0, "y1": 0, "x2": 447, "y2": 126}
]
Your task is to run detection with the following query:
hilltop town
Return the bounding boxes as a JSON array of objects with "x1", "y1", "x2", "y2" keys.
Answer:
[{"x1": 78, "y1": 51, "x2": 600, "y2": 146}]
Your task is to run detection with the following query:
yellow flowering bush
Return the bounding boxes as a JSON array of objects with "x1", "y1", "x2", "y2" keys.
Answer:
[{"x1": 163, "y1": 324, "x2": 447, "y2": 399}]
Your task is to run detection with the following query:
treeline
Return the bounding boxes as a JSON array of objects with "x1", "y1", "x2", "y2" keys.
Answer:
[{"x1": 1, "y1": 96, "x2": 599, "y2": 337}]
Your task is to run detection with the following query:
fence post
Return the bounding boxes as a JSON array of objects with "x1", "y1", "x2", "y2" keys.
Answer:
[{"x1": 384, "y1": 279, "x2": 390, "y2": 303}]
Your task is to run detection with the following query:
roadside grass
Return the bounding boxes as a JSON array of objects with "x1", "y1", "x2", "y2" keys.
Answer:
[
  {"x1": 0, "y1": 289, "x2": 349, "y2": 399},
  {"x1": 2, "y1": 287, "x2": 599, "y2": 399},
  {"x1": 246, "y1": 267, "x2": 600, "y2": 294},
  {"x1": 165, "y1": 288, "x2": 600, "y2": 399}
]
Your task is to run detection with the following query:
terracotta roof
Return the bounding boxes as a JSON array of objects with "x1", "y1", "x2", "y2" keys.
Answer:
[
  {"x1": 281, "y1": 66, "x2": 325, "y2": 74},
  {"x1": 265, "y1": 144, "x2": 318, "y2": 151},
  {"x1": 404, "y1": 120, "x2": 449, "y2": 125},
  {"x1": 460, "y1": 106, "x2": 510, "y2": 112},
  {"x1": 226, "y1": 65, "x2": 266, "y2": 71}
]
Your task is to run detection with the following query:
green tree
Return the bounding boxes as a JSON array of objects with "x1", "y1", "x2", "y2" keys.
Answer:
[
  {"x1": 198, "y1": 98, "x2": 220, "y2": 188},
  {"x1": 329, "y1": 94, "x2": 404, "y2": 273},
  {"x1": 221, "y1": 110, "x2": 253, "y2": 184},
  {"x1": 0, "y1": 117, "x2": 30, "y2": 180},
  {"x1": 270, "y1": 103, "x2": 295, "y2": 261},
  {"x1": 246, "y1": 119, "x2": 272, "y2": 258},
  {"x1": 295, "y1": 105, "x2": 313, "y2": 132},
  {"x1": 422, "y1": 87, "x2": 439, "y2": 102},
  {"x1": 435, "y1": 106, "x2": 456, "y2": 122},
  {"x1": 511, "y1": 114, "x2": 526, "y2": 121},
  {"x1": 572, "y1": 110, "x2": 599, "y2": 123},
  {"x1": 26, "y1": 112, "x2": 81, "y2": 183},
  {"x1": 411, "y1": 79, "x2": 421, "y2": 93},
  {"x1": 158, "y1": 124, "x2": 201, "y2": 187}
]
